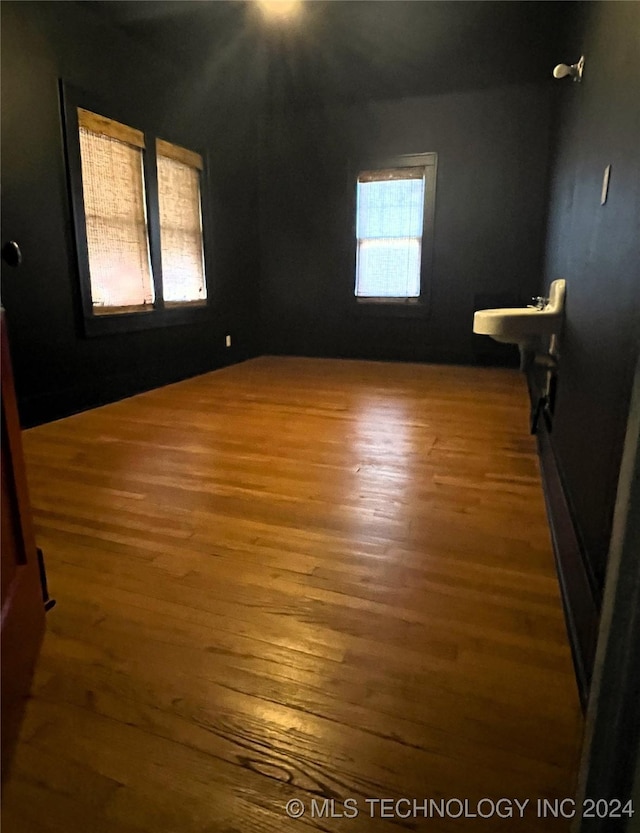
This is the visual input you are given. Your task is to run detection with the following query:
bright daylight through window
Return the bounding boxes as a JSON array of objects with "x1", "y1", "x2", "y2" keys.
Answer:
[
  {"x1": 76, "y1": 108, "x2": 206, "y2": 316},
  {"x1": 355, "y1": 167, "x2": 426, "y2": 300},
  {"x1": 156, "y1": 140, "x2": 207, "y2": 305}
]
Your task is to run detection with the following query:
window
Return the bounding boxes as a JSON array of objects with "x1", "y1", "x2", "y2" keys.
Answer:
[
  {"x1": 156, "y1": 140, "x2": 207, "y2": 305},
  {"x1": 78, "y1": 110, "x2": 154, "y2": 312},
  {"x1": 354, "y1": 153, "x2": 436, "y2": 310},
  {"x1": 63, "y1": 87, "x2": 209, "y2": 335}
]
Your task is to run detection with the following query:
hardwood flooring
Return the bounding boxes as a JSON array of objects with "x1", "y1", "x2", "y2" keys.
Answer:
[{"x1": 2, "y1": 357, "x2": 583, "y2": 831}]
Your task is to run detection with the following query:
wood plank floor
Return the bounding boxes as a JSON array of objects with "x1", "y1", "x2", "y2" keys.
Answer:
[{"x1": 2, "y1": 357, "x2": 583, "y2": 831}]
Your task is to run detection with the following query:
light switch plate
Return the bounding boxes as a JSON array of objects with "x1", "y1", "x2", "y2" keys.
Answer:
[{"x1": 601, "y1": 165, "x2": 611, "y2": 205}]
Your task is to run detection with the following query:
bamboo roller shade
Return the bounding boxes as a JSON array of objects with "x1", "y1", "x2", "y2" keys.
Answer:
[
  {"x1": 78, "y1": 109, "x2": 145, "y2": 149},
  {"x1": 77, "y1": 110, "x2": 203, "y2": 170},
  {"x1": 359, "y1": 167, "x2": 425, "y2": 182},
  {"x1": 156, "y1": 139, "x2": 203, "y2": 171}
]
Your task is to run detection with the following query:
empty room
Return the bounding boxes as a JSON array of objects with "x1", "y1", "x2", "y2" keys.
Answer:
[{"x1": 1, "y1": 1, "x2": 638, "y2": 831}]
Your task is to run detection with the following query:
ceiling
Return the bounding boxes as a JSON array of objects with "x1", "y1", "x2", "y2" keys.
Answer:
[{"x1": 87, "y1": 1, "x2": 575, "y2": 108}]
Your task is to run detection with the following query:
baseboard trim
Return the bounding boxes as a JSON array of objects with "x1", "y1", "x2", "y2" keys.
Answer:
[{"x1": 537, "y1": 423, "x2": 600, "y2": 710}]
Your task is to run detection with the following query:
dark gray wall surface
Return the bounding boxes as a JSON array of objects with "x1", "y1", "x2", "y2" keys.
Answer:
[
  {"x1": 1, "y1": 1, "x2": 261, "y2": 426},
  {"x1": 89, "y1": 1, "x2": 571, "y2": 106},
  {"x1": 543, "y1": 1, "x2": 640, "y2": 594},
  {"x1": 259, "y1": 84, "x2": 552, "y2": 364}
]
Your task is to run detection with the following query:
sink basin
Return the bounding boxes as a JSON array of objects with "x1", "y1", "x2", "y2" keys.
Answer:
[{"x1": 473, "y1": 279, "x2": 566, "y2": 346}]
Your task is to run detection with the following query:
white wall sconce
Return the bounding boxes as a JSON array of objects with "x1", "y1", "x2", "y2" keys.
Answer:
[{"x1": 553, "y1": 55, "x2": 585, "y2": 82}]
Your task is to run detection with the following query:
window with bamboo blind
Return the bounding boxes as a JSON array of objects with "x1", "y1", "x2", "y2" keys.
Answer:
[
  {"x1": 78, "y1": 109, "x2": 154, "y2": 311},
  {"x1": 64, "y1": 90, "x2": 210, "y2": 335},
  {"x1": 156, "y1": 139, "x2": 207, "y2": 305},
  {"x1": 353, "y1": 154, "x2": 437, "y2": 310}
]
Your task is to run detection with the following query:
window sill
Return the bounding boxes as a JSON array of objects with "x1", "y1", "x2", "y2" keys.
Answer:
[
  {"x1": 83, "y1": 302, "x2": 210, "y2": 337},
  {"x1": 353, "y1": 298, "x2": 429, "y2": 319},
  {"x1": 164, "y1": 300, "x2": 207, "y2": 309},
  {"x1": 93, "y1": 304, "x2": 153, "y2": 316}
]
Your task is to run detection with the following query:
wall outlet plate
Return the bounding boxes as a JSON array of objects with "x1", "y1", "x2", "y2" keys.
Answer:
[{"x1": 225, "y1": 335, "x2": 231, "y2": 348}]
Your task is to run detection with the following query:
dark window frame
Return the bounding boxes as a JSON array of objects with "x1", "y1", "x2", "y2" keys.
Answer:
[
  {"x1": 351, "y1": 152, "x2": 437, "y2": 319},
  {"x1": 60, "y1": 82, "x2": 212, "y2": 337}
]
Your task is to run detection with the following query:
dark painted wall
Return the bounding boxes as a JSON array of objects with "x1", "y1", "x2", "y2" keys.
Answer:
[
  {"x1": 543, "y1": 1, "x2": 640, "y2": 594},
  {"x1": 0, "y1": 1, "x2": 260, "y2": 426},
  {"x1": 259, "y1": 84, "x2": 552, "y2": 364}
]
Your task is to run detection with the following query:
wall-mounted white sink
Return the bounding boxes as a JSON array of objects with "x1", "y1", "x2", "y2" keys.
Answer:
[{"x1": 473, "y1": 279, "x2": 566, "y2": 347}]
